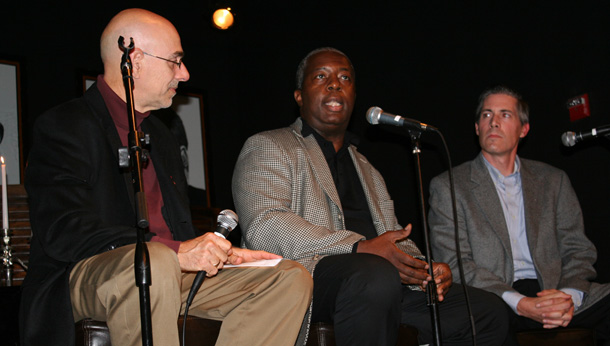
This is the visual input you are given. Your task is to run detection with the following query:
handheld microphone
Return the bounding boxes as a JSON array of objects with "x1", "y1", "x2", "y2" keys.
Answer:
[
  {"x1": 366, "y1": 106, "x2": 437, "y2": 132},
  {"x1": 561, "y1": 125, "x2": 610, "y2": 147},
  {"x1": 190, "y1": 209, "x2": 238, "y2": 290},
  {"x1": 182, "y1": 209, "x2": 238, "y2": 346},
  {"x1": 213, "y1": 209, "x2": 239, "y2": 239}
]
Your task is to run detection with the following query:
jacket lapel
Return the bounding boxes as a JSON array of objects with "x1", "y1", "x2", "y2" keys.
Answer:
[
  {"x1": 84, "y1": 84, "x2": 136, "y2": 210},
  {"x1": 471, "y1": 154, "x2": 513, "y2": 255},
  {"x1": 291, "y1": 119, "x2": 343, "y2": 212},
  {"x1": 519, "y1": 160, "x2": 541, "y2": 256},
  {"x1": 349, "y1": 148, "x2": 384, "y2": 231}
]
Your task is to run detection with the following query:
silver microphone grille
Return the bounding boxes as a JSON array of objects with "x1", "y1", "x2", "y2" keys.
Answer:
[
  {"x1": 217, "y1": 209, "x2": 239, "y2": 231},
  {"x1": 561, "y1": 132, "x2": 576, "y2": 147},
  {"x1": 366, "y1": 106, "x2": 382, "y2": 125}
]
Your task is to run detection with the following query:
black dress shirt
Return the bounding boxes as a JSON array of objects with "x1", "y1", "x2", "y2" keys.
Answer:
[{"x1": 301, "y1": 121, "x2": 378, "y2": 245}]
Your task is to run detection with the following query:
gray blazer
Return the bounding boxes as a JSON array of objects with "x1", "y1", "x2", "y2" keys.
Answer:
[
  {"x1": 232, "y1": 117, "x2": 423, "y2": 274},
  {"x1": 428, "y1": 152, "x2": 610, "y2": 314}
]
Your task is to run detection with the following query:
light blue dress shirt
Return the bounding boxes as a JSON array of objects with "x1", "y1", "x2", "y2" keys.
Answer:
[{"x1": 482, "y1": 155, "x2": 583, "y2": 313}]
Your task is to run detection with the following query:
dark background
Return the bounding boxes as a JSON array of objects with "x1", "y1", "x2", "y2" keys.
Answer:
[{"x1": 1, "y1": 1, "x2": 609, "y2": 282}]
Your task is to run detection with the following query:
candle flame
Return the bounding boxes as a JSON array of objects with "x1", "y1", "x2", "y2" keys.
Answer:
[{"x1": 0, "y1": 156, "x2": 3, "y2": 164}]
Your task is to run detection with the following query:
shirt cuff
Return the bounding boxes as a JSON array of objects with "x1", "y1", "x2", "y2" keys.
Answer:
[
  {"x1": 502, "y1": 290, "x2": 526, "y2": 314},
  {"x1": 560, "y1": 288, "x2": 584, "y2": 311}
]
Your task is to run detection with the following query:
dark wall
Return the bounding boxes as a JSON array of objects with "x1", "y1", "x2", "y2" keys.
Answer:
[{"x1": 2, "y1": 1, "x2": 609, "y2": 282}]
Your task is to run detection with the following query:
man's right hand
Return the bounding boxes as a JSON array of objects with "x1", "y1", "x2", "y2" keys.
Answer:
[
  {"x1": 177, "y1": 232, "x2": 233, "y2": 276},
  {"x1": 516, "y1": 289, "x2": 574, "y2": 328},
  {"x1": 357, "y1": 224, "x2": 430, "y2": 285}
]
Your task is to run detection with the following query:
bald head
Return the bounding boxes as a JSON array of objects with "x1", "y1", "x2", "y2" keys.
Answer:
[
  {"x1": 99, "y1": 8, "x2": 189, "y2": 112},
  {"x1": 101, "y1": 9, "x2": 176, "y2": 66}
]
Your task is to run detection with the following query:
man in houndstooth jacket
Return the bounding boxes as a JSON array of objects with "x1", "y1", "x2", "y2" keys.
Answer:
[{"x1": 232, "y1": 47, "x2": 510, "y2": 345}]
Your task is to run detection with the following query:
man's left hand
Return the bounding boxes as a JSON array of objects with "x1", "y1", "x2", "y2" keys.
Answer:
[{"x1": 422, "y1": 262, "x2": 452, "y2": 301}]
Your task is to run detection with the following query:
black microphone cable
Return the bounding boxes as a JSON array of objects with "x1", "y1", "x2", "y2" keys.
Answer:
[{"x1": 436, "y1": 131, "x2": 477, "y2": 346}]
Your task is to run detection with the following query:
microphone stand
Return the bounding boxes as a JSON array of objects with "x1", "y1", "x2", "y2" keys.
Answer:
[
  {"x1": 118, "y1": 36, "x2": 153, "y2": 346},
  {"x1": 408, "y1": 129, "x2": 442, "y2": 346}
]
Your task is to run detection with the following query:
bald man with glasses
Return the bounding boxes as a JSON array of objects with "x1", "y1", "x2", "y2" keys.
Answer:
[{"x1": 20, "y1": 8, "x2": 312, "y2": 346}]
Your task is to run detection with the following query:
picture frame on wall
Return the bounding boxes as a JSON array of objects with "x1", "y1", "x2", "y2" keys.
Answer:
[
  {"x1": 82, "y1": 74, "x2": 96, "y2": 93},
  {"x1": 0, "y1": 60, "x2": 24, "y2": 185},
  {"x1": 168, "y1": 92, "x2": 210, "y2": 207}
]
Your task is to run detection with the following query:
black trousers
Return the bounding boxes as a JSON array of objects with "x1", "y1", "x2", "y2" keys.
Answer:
[
  {"x1": 312, "y1": 253, "x2": 510, "y2": 346},
  {"x1": 510, "y1": 279, "x2": 610, "y2": 342}
]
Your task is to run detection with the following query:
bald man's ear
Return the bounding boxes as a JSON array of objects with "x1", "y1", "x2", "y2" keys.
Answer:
[
  {"x1": 130, "y1": 49, "x2": 145, "y2": 78},
  {"x1": 294, "y1": 89, "x2": 303, "y2": 107}
]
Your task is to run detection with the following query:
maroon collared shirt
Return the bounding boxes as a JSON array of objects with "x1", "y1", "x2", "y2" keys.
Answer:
[{"x1": 96, "y1": 75, "x2": 181, "y2": 253}]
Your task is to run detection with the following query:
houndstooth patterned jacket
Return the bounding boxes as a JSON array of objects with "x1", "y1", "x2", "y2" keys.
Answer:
[{"x1": 232, "y1": 117, "x2": 424, "y2": 274}]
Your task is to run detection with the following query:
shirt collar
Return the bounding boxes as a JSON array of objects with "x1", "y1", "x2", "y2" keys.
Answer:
[
  {"x1": 300, "y1": 117, "x2": 359, "y2": 150},
  {"x1": 482, "y1": 154, "x2": 521, "y2": 183}
]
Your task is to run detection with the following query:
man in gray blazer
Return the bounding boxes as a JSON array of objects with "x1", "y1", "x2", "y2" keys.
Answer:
[
  {"x1": 233, "y1": 47, "x2": 510, "y2": 345},
  {"x1": 429, "y1": 85, "x2": 610, "y2": 343}
]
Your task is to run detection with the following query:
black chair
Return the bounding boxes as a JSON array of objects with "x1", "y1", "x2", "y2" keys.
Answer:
[
  {"x1": 516, "y1": 328, "x2": 597, "y2": 346},
  {"x1": 75, "y1": 319, "x2": 420, "y2": 346},
  {"x1": 75, "y1": 317, "x2": 222, "y2": 346},
  {"x1": 305, "y1": 322, "x2": 419, "y2": 346}
]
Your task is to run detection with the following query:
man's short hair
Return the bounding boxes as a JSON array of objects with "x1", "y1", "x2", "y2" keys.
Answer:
[
  {"x1": 475, "y1": 85, "x2": 529, "y2": 125},
  {"x1": 295, "y1": 47, "x2": 354, "y2": 90}
]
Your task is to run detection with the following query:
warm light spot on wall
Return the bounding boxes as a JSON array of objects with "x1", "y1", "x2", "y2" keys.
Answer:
[{"x1": 212, "y1": 8, "x2": 234, "y2": 30}]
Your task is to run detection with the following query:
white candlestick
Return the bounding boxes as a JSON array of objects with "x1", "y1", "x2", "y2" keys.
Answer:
[{"x1": 2, "y1": 157, "x2": 7, "y2": 230}]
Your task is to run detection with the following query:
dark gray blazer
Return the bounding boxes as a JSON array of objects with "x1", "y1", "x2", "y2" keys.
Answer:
[{"x1": 428, "y1": 152, "x2": 610, "y2": 314}]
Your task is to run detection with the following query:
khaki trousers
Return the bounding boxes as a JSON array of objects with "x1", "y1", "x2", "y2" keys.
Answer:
[{"x1": 70, "y1": 242, "x2": 312, "y2": 346}]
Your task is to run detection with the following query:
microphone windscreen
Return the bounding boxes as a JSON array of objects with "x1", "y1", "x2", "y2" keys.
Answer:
[
  {"x1": 217, "y1": 209, "x2": 238, "y2": 233},
  {"x1": 366, "y1": 107, "x2": 382, "y2": 125},
  {"x1": 561, "y1": 132, "x2": 576, "y2": 147}
]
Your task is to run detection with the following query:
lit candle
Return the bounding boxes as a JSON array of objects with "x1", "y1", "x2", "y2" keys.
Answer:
[{"x1": 2, "y1": 156, "x2": 7, "y2": 230}]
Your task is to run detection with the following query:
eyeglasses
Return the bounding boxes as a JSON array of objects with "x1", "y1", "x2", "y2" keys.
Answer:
[{"x1": 143, "y1": 51, "x2": 183, "y2": 69}]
